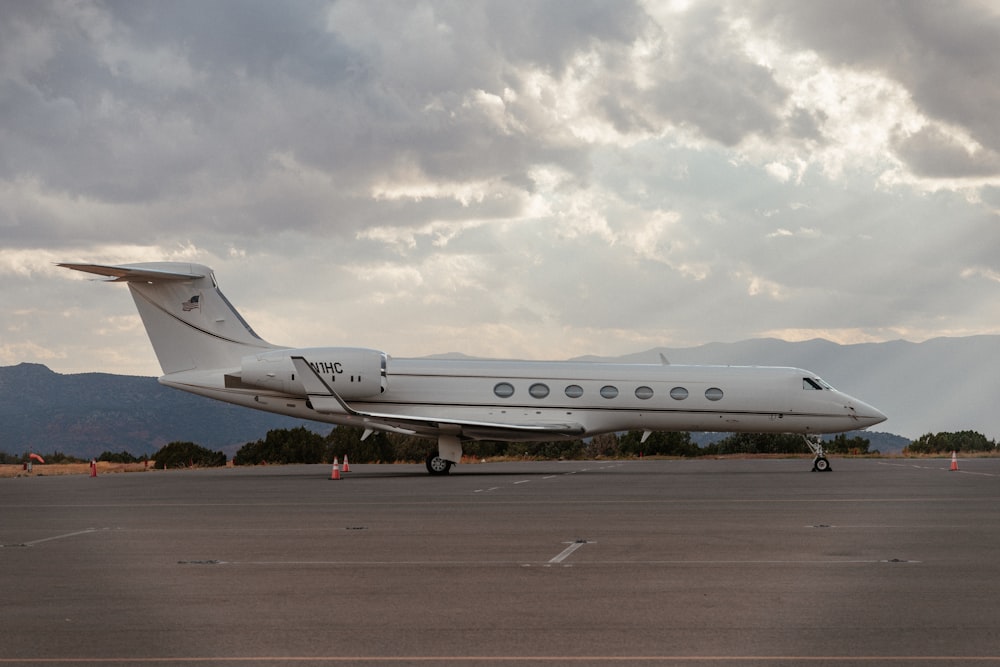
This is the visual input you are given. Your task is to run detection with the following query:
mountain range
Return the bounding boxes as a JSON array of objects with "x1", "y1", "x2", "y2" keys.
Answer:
[
  {"x1": 2, "y1": 335, "x2": 997, "y2": 459},
  {"x1": 0, "y1": 363, "x2": 323, "y2": 459}
]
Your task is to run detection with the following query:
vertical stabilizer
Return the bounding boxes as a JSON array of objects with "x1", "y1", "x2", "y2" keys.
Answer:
[{"x1": 59, "y1": 262, "x2": 280, "y2": 374}]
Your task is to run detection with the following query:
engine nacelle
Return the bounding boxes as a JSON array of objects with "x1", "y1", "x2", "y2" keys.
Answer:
[{"x1": 240, "y1": 347, "x2": 388, "y2": 399}]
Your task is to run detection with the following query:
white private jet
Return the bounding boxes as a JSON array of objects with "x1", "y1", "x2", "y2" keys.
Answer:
[{"x1": 60, "y1": 261, "x2": 886, "y2": 473}]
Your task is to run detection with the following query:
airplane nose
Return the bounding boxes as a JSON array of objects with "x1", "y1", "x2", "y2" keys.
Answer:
[{"x1": 849, "y1": 399, "x2": 887, "y2": 428}]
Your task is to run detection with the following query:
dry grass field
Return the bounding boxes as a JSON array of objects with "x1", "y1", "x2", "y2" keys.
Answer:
[{"x1": 0, "y1": 461, "x2": 154, "y2": 478}]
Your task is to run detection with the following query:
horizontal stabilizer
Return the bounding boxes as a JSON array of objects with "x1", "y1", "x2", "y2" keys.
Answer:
[{"x1": 58, "y1": 263, "x2": 205, "y2": 282}]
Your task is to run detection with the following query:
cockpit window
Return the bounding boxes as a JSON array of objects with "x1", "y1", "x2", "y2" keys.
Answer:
[{"x1": 803, "y1": 378, "x2": 824, "y2": 390}]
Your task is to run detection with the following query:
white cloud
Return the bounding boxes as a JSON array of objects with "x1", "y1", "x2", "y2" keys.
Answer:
[{"x1": 962, "y1": 266, "x2": 1000, "y2": 283}]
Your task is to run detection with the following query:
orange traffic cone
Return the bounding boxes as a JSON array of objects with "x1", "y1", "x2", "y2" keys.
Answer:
[
  {"x1": 342, "y1": 455, "x2": 351, "y2": 473},
  {"x1": 330, "y1": 457, "x2": 341, "y2": 480},
  {"x1": 950, "y1": 451, "x2": 959, "y2": 471}
]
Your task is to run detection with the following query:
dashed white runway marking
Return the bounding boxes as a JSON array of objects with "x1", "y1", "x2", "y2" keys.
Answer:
[
  {"x1": 548, "y1": 540, "x2": 593, "y2": 564},
  {"x1": 1, "y1": 527, "x2": 101, "y2": 548}
]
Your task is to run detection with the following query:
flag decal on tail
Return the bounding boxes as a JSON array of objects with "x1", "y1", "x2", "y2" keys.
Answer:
[{"x1": 182, "y1": 295, "x2": 201, "y2": 311}]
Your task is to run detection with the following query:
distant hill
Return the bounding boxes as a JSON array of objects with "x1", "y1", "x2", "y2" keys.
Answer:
[
  {"x1": 2, "y1": 335, "x2": 997, "y2": 459},
  {"x1": 0, "y1": 363, "x2": 326, "y2": 459}
]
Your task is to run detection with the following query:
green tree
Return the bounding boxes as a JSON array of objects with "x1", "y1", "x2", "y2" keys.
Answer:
[
  {"x1": 235, "y1": 427, "x2": 326, "y2": 465},
  {"x1": 522, "y1": 439, "x2": 586, "y2": 460},
  {"x1": 708, "y1": 433, "x2": 807, "y2": 455},
  {"x1": 584, "y1": 433, "x2": 621, "y2": 459},
  {"x1": 388, "y1": 433, "x2": 436, "y2": 463},
  {"x1": 908, "y1": 430, "x2": 997, "y2": 454},
  {"x1": 824, "y1": 434, "x2": 872, "y2": 455},
  {"x1": 461, "y1": 439, "x2": 506, "y2": 461},
  {"x1": 325, "y1": 426, "x2": 394, "y2": 463},
  {"x1": 98, "y1": 450, "x2": 144, "y2": 463},
  {"x1": 153, "y1": 441, "x2": 226, "y2": 469},
  {"x1": 619, "y1": 430, "x2": 697, "y2": 457}
]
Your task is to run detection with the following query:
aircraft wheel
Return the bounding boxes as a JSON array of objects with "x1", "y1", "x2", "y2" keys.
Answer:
[
  {"x1": 813, "y1": 456, "x2": 831, "y2": 472},
  {"x1": 425, "y1": 454, "x2": 453, "y2": 475}
]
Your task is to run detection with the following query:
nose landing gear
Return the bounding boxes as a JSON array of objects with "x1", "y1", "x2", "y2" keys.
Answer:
[{"x1": 803, "y1": 435, "x2": 832, "y2": 472}]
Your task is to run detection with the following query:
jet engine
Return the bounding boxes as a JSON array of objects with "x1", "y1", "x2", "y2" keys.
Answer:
[{"x1": 239, "y1": 347, "x2": 388, "y2": 398}]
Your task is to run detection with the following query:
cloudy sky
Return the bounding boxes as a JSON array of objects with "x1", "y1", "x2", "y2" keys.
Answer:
[{"x1": 5, "y1": 0, "x2": 1000, "y2": 376}]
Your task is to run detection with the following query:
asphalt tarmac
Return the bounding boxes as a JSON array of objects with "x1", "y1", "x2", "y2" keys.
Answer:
[{"x1": 2, "y1": 457, "x2": 1000, "y2": 666}]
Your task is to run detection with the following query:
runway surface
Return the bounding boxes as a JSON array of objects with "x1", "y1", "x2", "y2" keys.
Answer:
[{"x1": 3, "y1": 457, "x2": 1000, "y2": 666}]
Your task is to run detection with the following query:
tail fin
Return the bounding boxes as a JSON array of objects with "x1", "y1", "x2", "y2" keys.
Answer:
[{"x1": 59, "y1": 262, "x2": 280, "y2": 375}]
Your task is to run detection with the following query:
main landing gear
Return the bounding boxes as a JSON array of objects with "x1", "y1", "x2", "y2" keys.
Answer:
[
  {"x1": 425, "y1": 434, "x2": 462, "y2": 475},
  {"x1": 425, "y1": 453, "x2": 452, "y2": 475},
  {"x1": 803, "y1": 435, "x2": 832, "y2": 472}
]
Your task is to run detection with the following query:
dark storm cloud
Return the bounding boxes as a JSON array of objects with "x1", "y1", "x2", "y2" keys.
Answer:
[
  {"x1": 0, "y1": 0, "x2": 657, "y2": 248},
  {"x1": 0, "y1": 0, "x2": 793, "y2": 252},
  {"x1": 892, "y1": 125, "x2": 1000, "y2": 178},
  {"x1": 645, "y1": 3, "x2": 787, "y2": 145},
  {"x1": 748, "y1": 0, "x2": 1000, "y2": 177}
]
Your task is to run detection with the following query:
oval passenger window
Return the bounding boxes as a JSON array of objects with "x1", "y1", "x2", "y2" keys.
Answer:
[
  {"x1": 529, "y1": 383, "x2": 550, "y2": 399},
  {"x1": 494, "y1": 382, "x2": 515, "y2": 398}
]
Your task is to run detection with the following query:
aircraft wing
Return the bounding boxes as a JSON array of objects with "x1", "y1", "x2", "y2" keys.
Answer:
[{"x1": 290, "y1": 356, "x2": 585, "y2": 440}]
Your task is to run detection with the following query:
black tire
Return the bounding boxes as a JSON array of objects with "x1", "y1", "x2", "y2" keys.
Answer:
[
  {"x1": 813, "y1": 456, "x2": 831, "y2": 472},
  {"x1": 425, "y1": 454, "x2": 452, "y2": 475}
]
